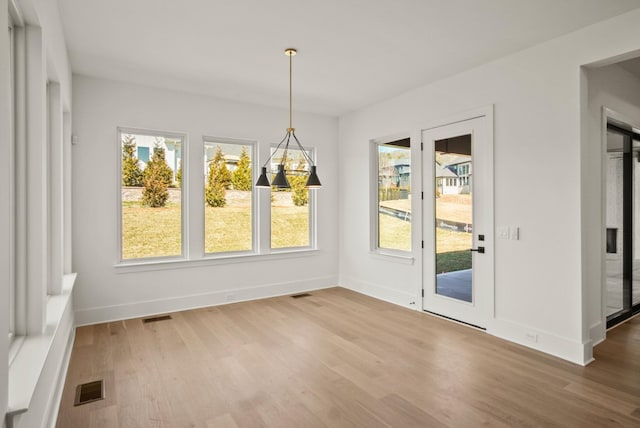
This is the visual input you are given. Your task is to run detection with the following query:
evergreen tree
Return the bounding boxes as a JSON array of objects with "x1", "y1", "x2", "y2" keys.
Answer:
[
  {"x1": 121, "y1": 135, "x2": 143, "y2": 187},
  {"x1": 175, "y1": 161, "x2": 182, "y2": 188},
  {"x1": 142, "y1": 144, "x2": 172, "y2": 207},
  {"x1": 231, "y1": 146, "x2": 252, "y2": 191},
  {"x1": 144, "y1": 143, "x2": 173, "y2": 186},
  {"x1": 205, "y1": 147, "x2": 227, "y2": 207}
]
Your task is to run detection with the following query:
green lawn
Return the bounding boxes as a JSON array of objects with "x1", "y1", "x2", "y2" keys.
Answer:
[
  {"x1": 436, "y1": 250, "x2": 472, "y2": 273},
  {"x1": 122, "y1": 202, "x2": 309, "y2": 259},
  {"x1": 271, "y1": 206, "x2": 309, "y2": 248},
  {"x1": 122, "y1": 202, "x2": 182, "y2": 259},
  {"x1": 379, "y1": 215, "x2": 411, "y2": 251}
]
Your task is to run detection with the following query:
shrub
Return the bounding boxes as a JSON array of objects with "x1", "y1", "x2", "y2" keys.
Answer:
[
  {"x1": 290, "y1": 175, "x2": 308, "y2": 206},
  {"x1": 142, "y1": 175, "x2": 169, "y2": 207},
  {"x1": 289, "y1": 156, "x2": 308, "y2": 206}
]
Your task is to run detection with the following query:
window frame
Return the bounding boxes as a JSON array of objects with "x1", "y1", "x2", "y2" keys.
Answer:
[
  {"x1": 269, "y1": 144, "x2": 317, "y2": 252},
  {"x1": 370, "y1": 135, "x2": 413, "y2": 257},
  {"x1": 116, "y1": 127, "x2": 188, "y2": 264},
  {"x1": 202, "y1": 136, "x2": 257, "y2": 257}
]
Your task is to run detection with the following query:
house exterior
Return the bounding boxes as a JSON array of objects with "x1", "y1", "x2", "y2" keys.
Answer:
[
  {"x1": 436, "y1": 156, "x2": 472, "y2": 195},
  {"x1": 132, "y1": 135, "x2": 182, "y2": 181}
]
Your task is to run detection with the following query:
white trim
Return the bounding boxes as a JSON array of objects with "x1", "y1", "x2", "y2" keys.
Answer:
[
  {"x1": 368, "y1": 250, "x2": 415, "y2": 265},
  {"x1": 114, "y1": 247, "x2": 320, "y2": 273},
  {"x1": 45, "y1": 324, "x2": 75, "y2": 428},
  {"x1": 486, "y1": 316, "x2": 588, "y2": 366},
  {"x1": 269, "y1": 144, "x2": 318, "y2": 251},
  {"x1": 341, "y1": 277, "x2": 417, "y2": 309},
  {"x1": 369, "y1": 133, "x2": 413, "y2": 256},
  {"x1": 202, "y1": 136, "x2": 257, "y2": 256},
  {"x1": 116, "y1": 127, "x2": 187, "y2": 263},
  {"x1": 48, "y1": 81, "x2": 64, "y2": 295},
  {"x1": 601, "y1": 108, "x2": 640, "y2": 333},
  {"x1": 7, "y1": 273, "x2": 76, "y2": 416},
  {"x1": 75, "y1": 275, "x2": 337, "y2": 326},
  {"x1": 420, "y1": 105, "x2": 495, "y2": 325}
]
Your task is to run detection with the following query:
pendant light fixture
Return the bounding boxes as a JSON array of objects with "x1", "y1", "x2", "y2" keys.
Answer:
[{"x1": 255, "y1": 48, "x2": 322, "y2": 189}]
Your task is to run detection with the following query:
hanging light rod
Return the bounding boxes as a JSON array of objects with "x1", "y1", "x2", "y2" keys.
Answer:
[{"x1": 255, "y1": 48, "x2": 322, "y2": 189}]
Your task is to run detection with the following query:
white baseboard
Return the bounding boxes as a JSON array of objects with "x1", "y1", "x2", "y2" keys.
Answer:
[
  {"x1": 340, "y1": 276, "x2": 418, "y2": 310},
  {"x1": 486, "y1": 318, "x2": 588, "y2": 366},
  {"x1": 75, "y1": 275, "x2": 337, "y2": 326}
]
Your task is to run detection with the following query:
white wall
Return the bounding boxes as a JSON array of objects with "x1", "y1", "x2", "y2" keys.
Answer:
[
  {"x1": 71, "y1": 75, "x2": 339, "y2": 325},
  {"x1": 583, "y1": 63, "x2": 640, "y2": 348},
  {"x1": 339, "y1": 8, "x2": 640, "y2": 365}
]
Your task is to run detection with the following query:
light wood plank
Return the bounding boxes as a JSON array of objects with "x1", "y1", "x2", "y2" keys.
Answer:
[{"x1": 57, "y1": 288, "x2": 640, "y2": 427}]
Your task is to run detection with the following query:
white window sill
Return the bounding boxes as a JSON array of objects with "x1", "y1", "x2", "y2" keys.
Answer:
[
  {"x1": 115, "y1": 248, "x2": 320, "y2": 273},
  {"x1": 7, "y1": 273, "x2": 77, "y2": 417},
  {"x1": 369, "y1": 250, "x2": 415, "y2": 265}
]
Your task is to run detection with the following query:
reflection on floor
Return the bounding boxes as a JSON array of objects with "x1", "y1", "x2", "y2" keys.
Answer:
[
  {"x1": 606, "y1": 258, "x2": 640, "y2": 316},
  {"x1": 436, "y1": 269, "x2": 472, "y2": 302}
]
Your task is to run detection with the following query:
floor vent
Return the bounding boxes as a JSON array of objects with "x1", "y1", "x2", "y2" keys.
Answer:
[
  {"x1": 291, "y1": 293, "x2": 312, "y2": 299},
  {"x1": 143, "y1": 314, "x2": 172, "y2": 323},
  {"x1": 74, "y1": 380, "x2": 105, "y2": 406}
]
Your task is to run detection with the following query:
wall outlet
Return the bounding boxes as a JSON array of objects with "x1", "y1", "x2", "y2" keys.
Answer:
[
  {"x1": 525, "y1": 331, "x2": 538, "y2": 343},
  {"x1": 226, "y1": 294, "x2": 235, "y2": 302}
]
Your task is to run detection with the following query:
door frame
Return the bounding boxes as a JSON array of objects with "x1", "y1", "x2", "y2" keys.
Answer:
[
  {"x1": 420, "y1": 105, "x2": 495, "y2": 327},
  {"x1": 602, "y1": 107, "x2": 640, "y2": 329}
]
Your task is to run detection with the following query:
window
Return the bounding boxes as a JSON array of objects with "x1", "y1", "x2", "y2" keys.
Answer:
[
  {"x1": 373, "y1": 137, "x2": 411, "y2": 253},
  {"x1": 203, "y1": 139, "x2": 254, "y2": 254},
  {"x1": 270, "y1": 146, "x2": 314, "y2": 249},
  {"x1": 119, "y1": 129, "x2": 185, "y2": 261}
]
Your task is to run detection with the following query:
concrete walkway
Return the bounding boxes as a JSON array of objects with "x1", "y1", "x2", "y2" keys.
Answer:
[{"x1": 436, "y1": 269, "x2": 472, "y2": 302}]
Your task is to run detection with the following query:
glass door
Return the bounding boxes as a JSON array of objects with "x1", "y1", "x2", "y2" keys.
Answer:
[
  {"x1": 605, "y1": 123, "x2": 640, "y2": 327},
  {"x1": 422, "y1": 115, "x2": 494, "y2": 328}
]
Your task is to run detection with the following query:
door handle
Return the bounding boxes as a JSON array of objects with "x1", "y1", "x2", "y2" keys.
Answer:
[{"x1": 470, "y1": 247, "x2": 485, "y2": 254}]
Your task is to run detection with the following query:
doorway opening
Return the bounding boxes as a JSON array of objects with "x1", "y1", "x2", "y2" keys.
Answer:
[{"x1": 605, "y1": 121, "x2": 640, "y2": 328}]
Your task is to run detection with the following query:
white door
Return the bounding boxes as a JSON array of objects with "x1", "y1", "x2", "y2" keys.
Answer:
[{"x1": 422, "y1": 115, "x2": 494, "y2": 328}]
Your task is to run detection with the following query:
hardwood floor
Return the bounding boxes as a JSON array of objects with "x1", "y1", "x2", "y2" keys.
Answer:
[{"x1": 56, "y1": 287, "x2": 640, "y2": 427}]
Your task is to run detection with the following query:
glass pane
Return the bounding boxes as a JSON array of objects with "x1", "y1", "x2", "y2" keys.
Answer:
[
  {"x1": 377, "y1": 140, "x2": 411, "y2": 251},
  {"x1": 271, "y1": 146, "x2": 310, "y2": 248},
  {"x1": 605, "y1": 131, "x2": 625, "y2": 316},
  {"x1": 435, "y1": 135, "x2": 472, "y2": 302},
  {"x1": 121, "y1": 133, "x2": 182, "y2": 260},
  {"x1": 204, "y1": 141, "x2": 253, "y2": 253}
]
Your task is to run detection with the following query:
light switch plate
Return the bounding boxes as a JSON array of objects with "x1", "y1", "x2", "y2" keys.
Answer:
[
  {"x1": 497, "y1": 226, "x2": 510, "y2": 239},
  {"x1": 510, "y1": 227, "x2": 520, "y2": 240}
]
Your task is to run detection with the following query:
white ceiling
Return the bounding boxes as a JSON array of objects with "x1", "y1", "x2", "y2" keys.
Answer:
[{"x1": 57, "y1": 0, "x2": 640, "y2": 116}]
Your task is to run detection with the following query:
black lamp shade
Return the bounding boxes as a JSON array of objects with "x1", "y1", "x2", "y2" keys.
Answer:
[
  {"x1": 272, "y1": 164, "x2": 290, "y2": 188},
  {"x1": 305, "y1": 165, "x2": 322, "y2": 188},
  {"x1": 255, "y1": 167, "x2": 271, "y2": 187}
]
